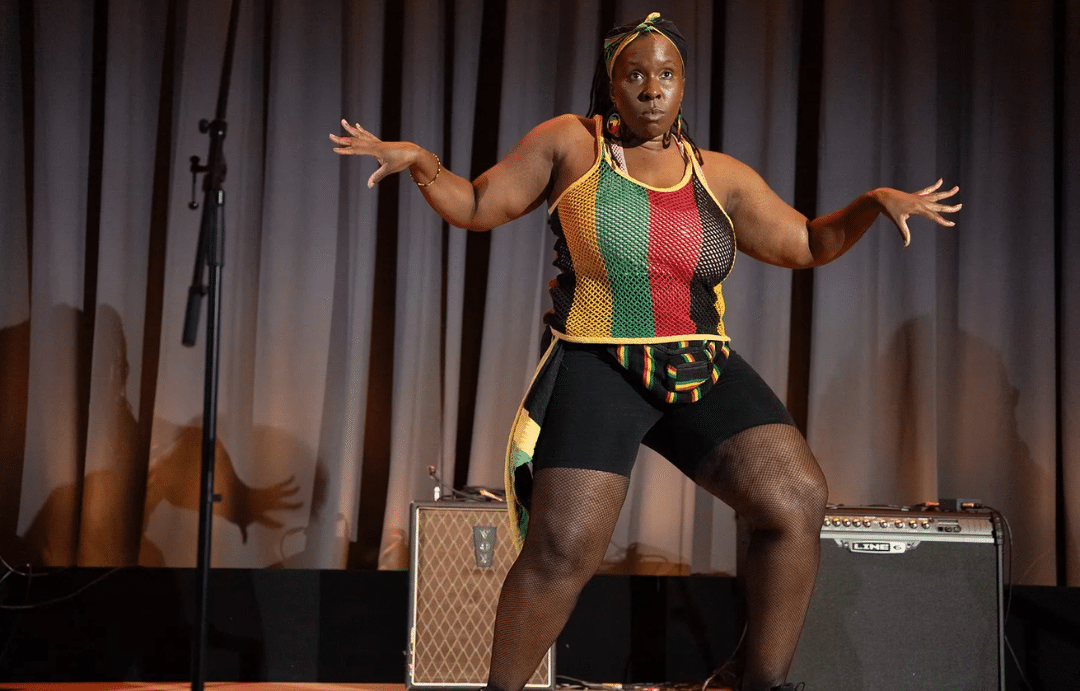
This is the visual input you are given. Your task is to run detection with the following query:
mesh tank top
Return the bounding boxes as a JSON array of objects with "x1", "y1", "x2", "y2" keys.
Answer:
[{"x1": 545, "y1": 116, "x2": 737, "y2": 343}]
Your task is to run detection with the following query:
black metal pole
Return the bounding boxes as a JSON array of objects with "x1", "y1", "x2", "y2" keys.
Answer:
[
  {"x1": 182, "y1": 1, "x2": 242, "y2": 689},
  {"x1": 191, "y1": 187, "x2": 225, "y2": 691}
]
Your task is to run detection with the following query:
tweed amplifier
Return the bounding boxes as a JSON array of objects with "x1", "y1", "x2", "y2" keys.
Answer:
[
  {"x1": 787, "y1": 505, "x2": 1004, "y2": 691},
  {"x1": 407, "y1": 501, "x2": 555, "y2": 690}
]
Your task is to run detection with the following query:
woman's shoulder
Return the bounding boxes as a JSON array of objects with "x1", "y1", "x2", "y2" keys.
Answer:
[
  {"x1": 698, "y1": 149, "x2": 762, "y2": 187},
  {"x1": 695, "y1": 149, "x2": 765, "y2": 209},
  {"x1": 532, "y1": 114, "x2": 598, "y2": 145},
  {"x1": 698, "y1": 148, "x2": 744, "y2": 172},
  {"x1": 519, "y1": 115, "x2": 600, "y2": 171}
]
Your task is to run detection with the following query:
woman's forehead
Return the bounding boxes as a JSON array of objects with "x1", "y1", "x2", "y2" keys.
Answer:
[{"x1": 614, "y1": 34, "x2": 683, "y2": 71}]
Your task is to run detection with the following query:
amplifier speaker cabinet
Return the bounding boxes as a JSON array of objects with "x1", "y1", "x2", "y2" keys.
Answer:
[
  {"x1": 407, "y1": 501, "x2": 555, "y2": 690},
  {"x1": 786, "y1": 506, "x2": 1004, "y2": 691}
]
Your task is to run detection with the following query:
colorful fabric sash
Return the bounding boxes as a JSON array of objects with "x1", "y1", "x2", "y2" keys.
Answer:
[{"x1": 609, "y1": 339, "x2": 730, "y2": 404}]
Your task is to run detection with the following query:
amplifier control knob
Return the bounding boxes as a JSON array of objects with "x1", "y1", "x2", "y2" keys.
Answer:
[
  {"x1": 894, "y1": 520, "x2": 904, "y2": 528},
  {"x1": 878, "y1": 520, "x2": 888, "y2": 528},
  {"x1": 842, "y1": 519, "x2": 851, "y2": 527}
]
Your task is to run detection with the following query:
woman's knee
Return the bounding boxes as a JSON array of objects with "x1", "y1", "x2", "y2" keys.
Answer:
[
  {"x1": 748, "y1": 461, "x2": 828, "y2": 532},
  {"x1": 516, "y1": 522, "x2": 607, "y2": 583},
  {"x1": 721, "y1": 438, "x2": 828, "y2": 533}
]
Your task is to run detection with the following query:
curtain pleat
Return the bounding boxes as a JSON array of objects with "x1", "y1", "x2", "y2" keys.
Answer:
[
  {"x1": 376, "y1": 0, "x2": 448, "y2": 570},
  {"x1": 76, "y1": 0, "x2": 170, "y2": 567},
  {"x1": 0, "y1": 0, "x2": 33, "y2": 568},
  {"x1": 465, "y1": 0, "x2": 572, "y2": 490},
  {"x1": 809, "y1": 0, "x2": 945, "y2": 503},
  {"x1": 16, "y1": 0, "x2": 96, "y2": 567},
  {"x1": 1062, "y1": 0, "x2": 1080, "y2": 583},
  {"x1": 2, "y1": 0, "x2": 1078, "y2": 585}
]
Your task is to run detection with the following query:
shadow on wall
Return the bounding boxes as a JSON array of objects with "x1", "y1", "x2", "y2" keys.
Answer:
[
  {"x1": 140, "y1": 422, "x2": 306, "y2": 566},
  {"x1": 816, "y1": 316, "x2": 1046, "y2": 576},
  {"x1": 0, "y1": 319, "x2": 30, "y2": 567},
  {"x1": 0, "y1": 304, "x2": 310, "y2": 568}
]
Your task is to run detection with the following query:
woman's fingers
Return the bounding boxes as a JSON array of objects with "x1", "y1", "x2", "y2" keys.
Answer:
[
  {"x1": 333, "y1": 120, "x2": 415, "y2": 188},
  {"x1": 330, "y1": 119, "x2": 383, "y2": 156},
  {"x1": 340, "y1": 119, "x2": 365, "y2": 135},
  {"x1": 908, "y1": 180, "x2": 961, "y2": 229},
  {"x1": 914, "y1": 178, "x2": 943, "y2": 195},
  {"x1": 879, "y1": 182, "x2": 962, "y2": 245},
  {"x1": 925, "y1": 185, "x2": 960, "y2": 203}
]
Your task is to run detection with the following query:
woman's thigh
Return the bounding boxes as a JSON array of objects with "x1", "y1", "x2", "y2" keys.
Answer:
[{"x1": 532, "y1": 344, "x2": 664, "y2": 477}]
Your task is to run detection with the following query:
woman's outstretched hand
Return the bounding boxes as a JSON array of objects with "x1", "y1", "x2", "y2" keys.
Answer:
[
  {"x1": 875, "y1": 179, "x2": 962, "y2": 246},
  {"x1": 330, "y1": 119, "x2": 418, "y2": 188}
]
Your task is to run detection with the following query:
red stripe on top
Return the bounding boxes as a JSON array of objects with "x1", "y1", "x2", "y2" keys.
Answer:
[{"x1": 646, "y1": 184, "x2": 703, "y2": 336}]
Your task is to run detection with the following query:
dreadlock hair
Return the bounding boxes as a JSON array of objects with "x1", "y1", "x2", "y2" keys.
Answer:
[{"x1": 586, "y1": 14, "x2": 705, "y2": 165}]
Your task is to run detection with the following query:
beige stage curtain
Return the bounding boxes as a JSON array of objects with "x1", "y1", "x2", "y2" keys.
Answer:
[{"x1": 1, "y1": 0, "x2": 1078, "y2": 586}]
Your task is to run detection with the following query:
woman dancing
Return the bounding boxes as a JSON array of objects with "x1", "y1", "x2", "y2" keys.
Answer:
[{"x1": 330, "y1": 12, "x2": 959, "y2": 691}]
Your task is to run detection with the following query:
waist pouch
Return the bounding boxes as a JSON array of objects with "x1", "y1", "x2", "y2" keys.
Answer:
[{"x1": 607, "y1": 340, "x2": 730, "y2": 404}]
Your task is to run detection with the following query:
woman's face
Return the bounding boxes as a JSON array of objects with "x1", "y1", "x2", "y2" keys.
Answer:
[{"x1": 609, "y1": 32, "x2": 685, "y2": 142}]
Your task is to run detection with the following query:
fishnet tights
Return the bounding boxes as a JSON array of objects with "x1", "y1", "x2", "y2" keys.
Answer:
[
  {"x1": 695, "y1": 424, "x2": 828, "y2": 691},
  {"x1": 485, "y1": 424, "x2": 825, "y2": 691},
  {"x1": 486, "y1": 467, "x2": 630, "y2": 691}
]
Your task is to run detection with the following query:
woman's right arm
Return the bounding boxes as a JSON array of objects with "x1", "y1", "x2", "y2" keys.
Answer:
[{"x1": 330, "y1": 115, "x2": 575, "y2": 231}]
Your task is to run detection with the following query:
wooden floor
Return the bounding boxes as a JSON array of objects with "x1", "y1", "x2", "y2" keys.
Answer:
[
  {"x1": 2, "y1": 684, "x2": 727, "y2": 691},
  {"x1": 1, "y1": 685, "x2": 407, "y2": 691}
]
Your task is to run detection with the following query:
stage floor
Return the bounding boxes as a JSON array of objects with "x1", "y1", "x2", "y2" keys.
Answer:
[
  {"x1": 0, "y1": 685, "x2": 407, "y2": 691},
  {"x1": 0, "y1": 682, "x2": 717, "y2": 686}
]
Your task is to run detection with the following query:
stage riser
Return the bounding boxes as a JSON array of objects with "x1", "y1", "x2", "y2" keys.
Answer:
[{"x1": 2, "y1": 564, "x2": 1075, "y2": 688}]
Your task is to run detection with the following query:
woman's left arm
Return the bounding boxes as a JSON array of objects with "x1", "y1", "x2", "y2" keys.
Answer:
[{"x1": 713, "y1": 153, "x2": 961, "y2": 269}]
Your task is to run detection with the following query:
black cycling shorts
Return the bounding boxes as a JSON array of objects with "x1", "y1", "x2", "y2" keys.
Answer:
[{"x1": 531, "y1": 341, "x2": 797, "y2": 479}]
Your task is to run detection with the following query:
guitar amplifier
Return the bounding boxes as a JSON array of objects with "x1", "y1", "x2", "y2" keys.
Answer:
[
  {"x1": 407, "y1": 501, "x2": 555, "y2": 690},
  {"x1": 787, "y1": 505, "x2": 1004, "y2": 691}
]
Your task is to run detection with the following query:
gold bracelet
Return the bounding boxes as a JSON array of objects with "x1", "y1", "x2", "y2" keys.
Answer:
[{"x1": 411, "y1": 152, "x2": 441, "y2": 187}]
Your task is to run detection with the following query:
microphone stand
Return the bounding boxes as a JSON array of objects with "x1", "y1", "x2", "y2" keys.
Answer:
[{"x1": 181, "y1": 0, "x2": 242, "y2": 689}]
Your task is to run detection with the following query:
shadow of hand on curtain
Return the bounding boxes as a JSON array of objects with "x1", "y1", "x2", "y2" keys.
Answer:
[{"x1": 141, "y1": 424, "x2": 304, "y2": 566}]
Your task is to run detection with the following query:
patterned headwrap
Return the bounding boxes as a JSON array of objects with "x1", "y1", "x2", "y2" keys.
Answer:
[{"x1": 603, "y1": 11, "x2": 687, "y2": 78}]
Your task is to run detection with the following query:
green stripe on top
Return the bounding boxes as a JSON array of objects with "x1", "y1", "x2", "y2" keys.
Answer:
[{"x1": 595, "y1": 165, "x2": 655, "y2": 338}]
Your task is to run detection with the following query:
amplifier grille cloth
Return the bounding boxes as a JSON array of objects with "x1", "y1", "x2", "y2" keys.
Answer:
[{"x1": 411, "y1": 504, "x2": 552, "y2": 688}]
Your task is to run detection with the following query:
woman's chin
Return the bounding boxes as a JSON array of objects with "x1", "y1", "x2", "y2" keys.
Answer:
[{"x1": 626, "y1": 122, "x2": 671, "y2": 142}]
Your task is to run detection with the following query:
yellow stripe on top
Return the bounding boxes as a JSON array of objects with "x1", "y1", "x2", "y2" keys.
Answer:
[
  {"x1": 712, "y1": 283, "x2": 728, "y2": 339},
  {"x1": 561, "y1": 168, "x2": 614, "y2": 335},
  {"x1": 550, "y1": 117, "x2": 614, "y2": 336}
]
